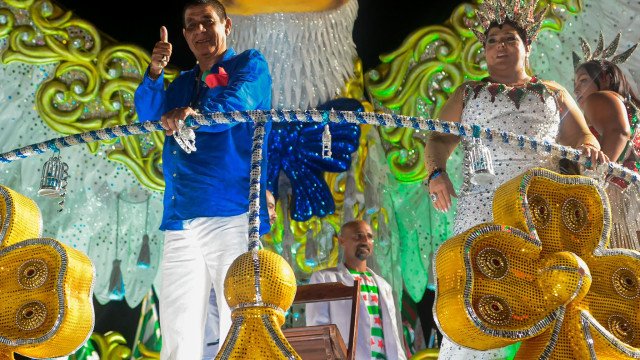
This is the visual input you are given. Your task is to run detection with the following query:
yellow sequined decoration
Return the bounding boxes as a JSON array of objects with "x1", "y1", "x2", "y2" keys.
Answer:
[
  {"x1": 0, "y1": 185, "x2": 94, "y2": 359},
  {"x1": 216, "y1": 249, "x2": 300, "y2": 360},
  {"x1": 435, "y1": 168, "x2": 640, "y2": 359}
]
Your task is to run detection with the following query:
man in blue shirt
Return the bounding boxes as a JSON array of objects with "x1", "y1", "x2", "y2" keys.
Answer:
[{"x1": 134, "y1": 0, "x2": 272, "y2": 358}]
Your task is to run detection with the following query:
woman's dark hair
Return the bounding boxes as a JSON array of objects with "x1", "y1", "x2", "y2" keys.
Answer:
[
  {"x1": 484, "y1": 20, "x2": 529, "y2": 46},
  {"x1": 183, "y1": 0, "x2": 227, "y2": 27},
  {"x1": 577, "y1": 60, "x2": 640, "y2": 108}
]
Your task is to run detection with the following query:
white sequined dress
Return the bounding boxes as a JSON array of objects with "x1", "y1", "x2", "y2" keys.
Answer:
[{"x1": 439, "y1": 79, "x2": 561, "y2": 359}]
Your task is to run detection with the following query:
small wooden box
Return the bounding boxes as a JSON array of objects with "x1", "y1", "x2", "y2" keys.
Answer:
[{"x1": 283, "y1": 324, "x2": 348, "y2": 360}]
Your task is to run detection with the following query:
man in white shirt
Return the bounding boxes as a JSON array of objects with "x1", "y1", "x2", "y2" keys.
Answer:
[{"x1": 306, "y1": 220, "x2": 407, "y2": 360}]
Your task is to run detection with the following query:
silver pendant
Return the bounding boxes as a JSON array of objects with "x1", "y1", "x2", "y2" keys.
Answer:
[
  {"x1": 38, "y1": 153, "x2": 69, "y2": 211},
  {"x1": 322, "y1": 124, "x2": 332, "y2": 159},
  {"x1": 39, "y1": 153, "x2": 68, "y2": 197},
  {"x1": 468, "y1": 138, "x2": 495, "y2": 185},
  {"x1": 174, "y1": 120, "x2": 197, "y2": 154}
]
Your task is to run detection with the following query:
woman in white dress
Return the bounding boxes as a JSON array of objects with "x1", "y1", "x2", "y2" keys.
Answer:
[{"x1": 424, "y1": 1, "x2": 607, "y2": 359}]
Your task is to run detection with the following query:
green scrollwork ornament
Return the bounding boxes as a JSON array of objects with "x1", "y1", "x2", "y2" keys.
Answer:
[
  {"x1": 89, "y1": 331, "x2": 132, "y2": 360},
  {"x1": 0, "y1": 0, "x2": 176, "y2": 192}
]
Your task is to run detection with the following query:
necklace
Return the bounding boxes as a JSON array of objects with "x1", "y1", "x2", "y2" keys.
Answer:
[
  {"x1": 465, "y1": 76, "x2": 547, "y2": 109},
  {"x1": 484, "y1": 75, "x2": 536, "y2": 87}
]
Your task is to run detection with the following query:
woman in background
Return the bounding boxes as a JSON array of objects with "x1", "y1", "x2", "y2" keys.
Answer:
[{"x1": 573, "y1": 34, "x2": 640, "y2": 249}]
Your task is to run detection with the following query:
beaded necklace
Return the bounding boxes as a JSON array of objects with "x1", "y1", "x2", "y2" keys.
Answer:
[{"x1": 463, "y1": 76, "x2": 552, "y2": 109}]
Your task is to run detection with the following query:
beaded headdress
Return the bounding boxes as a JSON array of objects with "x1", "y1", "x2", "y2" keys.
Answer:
[
  {"x1": 472, "y1": 0, "x2": 548, "y2": 46},
  {"x1": 572, "y1": 32, "x2": 639, "y2": 69}
]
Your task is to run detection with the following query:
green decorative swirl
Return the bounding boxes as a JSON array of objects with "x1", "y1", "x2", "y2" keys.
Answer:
[
  {"x1": 0, "y1": 8, "x2": 15, "y2": 37},
  {"x1": 1, "y1": 0, "x2": 177, "y2": 191},
  {"x1": 4, "y1": 0, "x2": 35, "y2": 9},
  {"x1": 89, "y1": 331, "x2": 132, "y2": 360},
  {"x1": 366, "y1": 25, "x2": 465, "y2": 182},
  {"x1": 365, "y1": 0, "x2": 583, "y2": 182}
]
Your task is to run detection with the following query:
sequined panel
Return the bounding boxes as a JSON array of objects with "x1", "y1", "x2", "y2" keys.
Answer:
[
  {"x1": 500, "y1": 172, "x2": 607, "y2": 258},
  {"x1": 0, "y1": 185, "x2": 95, "y2": 358},
  {"x1": 434, "y1": 223, "x2": 576, "y2": 352},
  {"x1": 476, "y1": 294, "x2": 512, "y2": 326},
  {"x1": 608, "y1": 315, "x2": 635, "y2": 344},
  {"x1": 562, "y1": 198, "x2": 589, "y2": 233},
  {"x1": 528, "y1": 194, "x2": 551, "y2": 228},
  {"x1": 476, "y1": 247, "x2": 509, "y2": 280},
  {"x1": 0, "y1": 186, "x2": 42, "y2": 248},
  {"x1": 1, "y1": 240, "x2": 61, "y2": 346},
  {"x1": 585, "y1": 255, "x2": 640, "y2": 352},
  {"x1": 217, "y1": 308, "x2": 300, "y2": 359},
  {"x1": 612, "y1": 268, "x2": 639, "y2": 300},
  {"x1": 16, "y1": 301, "x2": 47, "y2": 331},
  {"x1": 436, "y1": 168, "x2": 640, "y2": 359},
  {"x1": 17, "y1": 259, "x2": 48, "y2": 289},
  {"x1": 224, "y1": 249, "x2": 297, "y2": 315}
]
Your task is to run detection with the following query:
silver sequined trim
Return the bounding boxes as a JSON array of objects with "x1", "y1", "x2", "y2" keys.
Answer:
[
  {"x1": 252, "y1": 249, "x2": 263, "y2": 304},
  {"x1": 581, "y1": 307, "x2": 640, "y2": 358},
  {"x1": 219, "y1": 315, "x2": 244, "y2": 359},
  {"x1": 0, "y1": 186, "x2": 14, "y2": 246},
  {"x1": 262, "y1": 314, "x2": 296, "y2": 359},
  {"x1": 539, "y1": 306, "x2": 566, "y2": 360},
  {"x1": 230, "y1": 302, "x2": 285, "y2": 316},
  {"x1": 581, "y1": 311, "x2": 599, "y2": 360}
]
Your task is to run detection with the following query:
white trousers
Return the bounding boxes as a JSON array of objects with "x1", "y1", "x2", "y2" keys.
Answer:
[{"x1": 160, "y1": 214, "x2": 248, "y2": 360}]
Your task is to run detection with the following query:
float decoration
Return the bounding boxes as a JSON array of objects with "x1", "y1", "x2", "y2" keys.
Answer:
[
  {"x1": 216, "y1": 249, "x2": 300, "y2": 360},
  {"x1": 0, "y1": 184, "x2": 94, "y2": 359},
  {"x1": 0, "y1": 0, "x2": 178, "y2": 191},
  {"x1": 435, "y1": 168, "x2": 640, "y2": 359},
  {"x1": 266, "y1": 99, "x2": 361, "y2": 222}
]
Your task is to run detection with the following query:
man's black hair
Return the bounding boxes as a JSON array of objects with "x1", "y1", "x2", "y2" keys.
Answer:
[{"x1": 182, "y1": 0, "x2": 227, "y2": 27}]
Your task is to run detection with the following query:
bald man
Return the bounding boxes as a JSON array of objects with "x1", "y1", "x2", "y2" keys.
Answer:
[
  {"x1": 266, "y1": 189, "x2": 277, "y2": 226},
  {"x1": 306, "y1": 220, "x2": 407, "y2": 360}
]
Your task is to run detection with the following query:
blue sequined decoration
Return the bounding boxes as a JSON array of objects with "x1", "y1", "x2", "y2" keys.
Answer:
[{"x1": 266, "y1": 99, "x2": 362, "y2": 221}]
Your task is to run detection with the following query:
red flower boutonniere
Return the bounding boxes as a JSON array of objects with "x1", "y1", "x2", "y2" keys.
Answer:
[{"x1": 203, "y1": 67, "x2": 229, "y2": 89}]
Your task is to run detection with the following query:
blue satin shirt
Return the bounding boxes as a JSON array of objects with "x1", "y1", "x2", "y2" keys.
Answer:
[{"x1": 134, "y1": 48, "x2": 272, "y2": 234}]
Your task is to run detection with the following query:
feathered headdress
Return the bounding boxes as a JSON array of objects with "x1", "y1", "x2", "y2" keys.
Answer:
[
  {"x1": 572, "y1": 32, "x2": 639, "y2": 69},
  {"x1": 472, "y1": 0, "x2": 548, "y2": 45}
]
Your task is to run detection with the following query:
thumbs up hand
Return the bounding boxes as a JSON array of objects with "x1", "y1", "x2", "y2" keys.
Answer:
[{"x1": 149, "y1": 26, "x2": 172, "y2": 79}]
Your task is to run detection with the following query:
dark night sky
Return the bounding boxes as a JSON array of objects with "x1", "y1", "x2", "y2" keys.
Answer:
[
  {"x1": 22, "y1": 0, "x2": 467, "y2": 351},
  {"x1": 56, "y1": 0, "x2": 466, "y2": 72}
]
